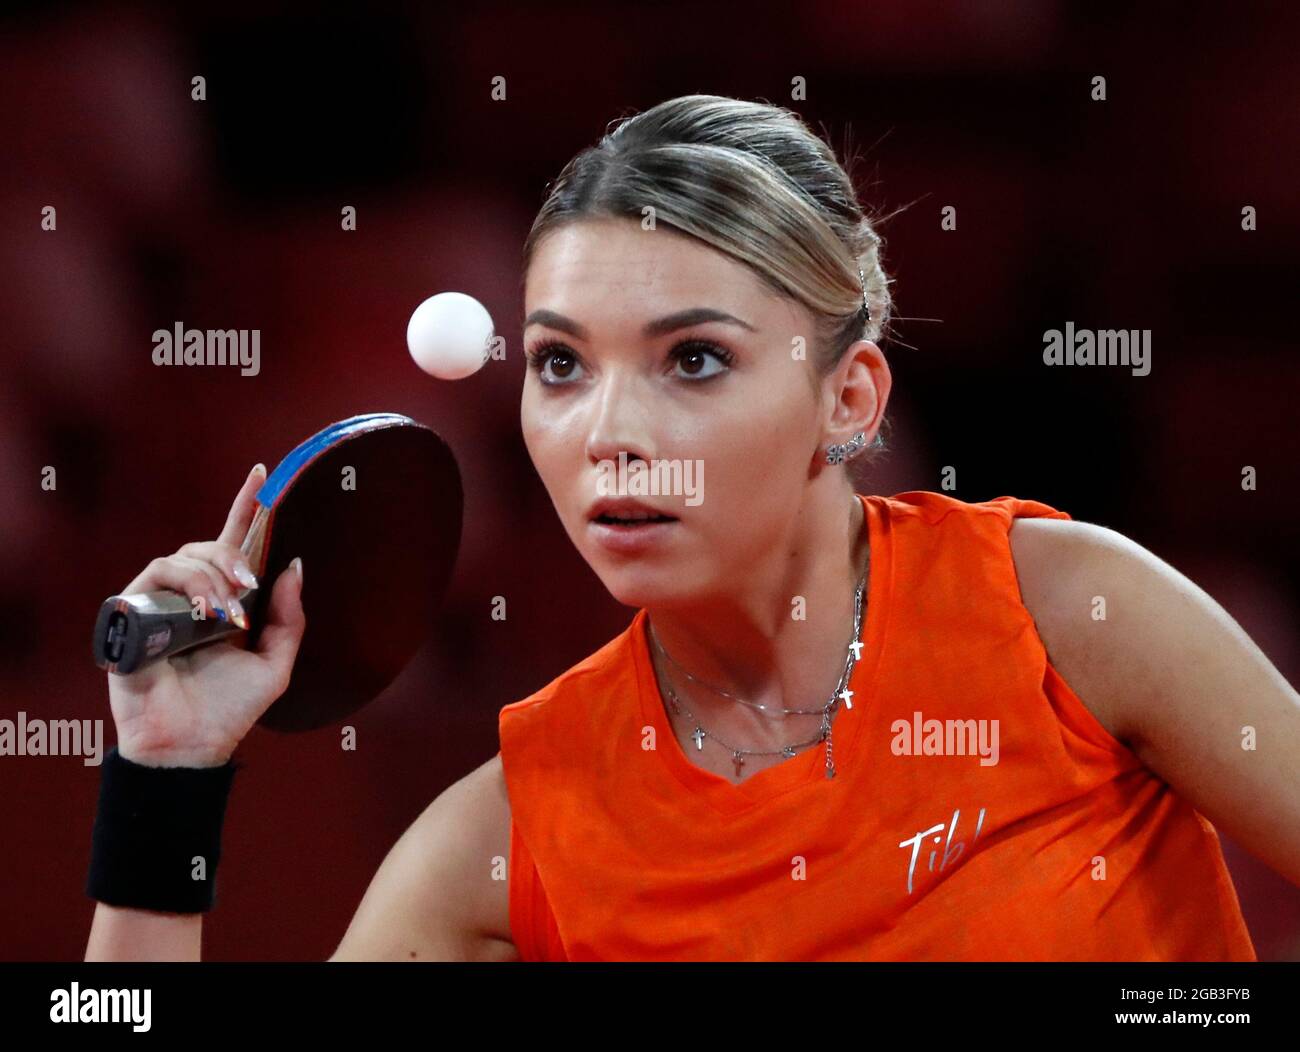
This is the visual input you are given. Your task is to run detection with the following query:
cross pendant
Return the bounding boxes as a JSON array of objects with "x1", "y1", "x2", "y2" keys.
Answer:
[
  {"x1": 691, "y1": 726, "x2": 705, "y2": 750},
  {"x1": 732, "y1": 751, "x2": 746, "y2": 778}
]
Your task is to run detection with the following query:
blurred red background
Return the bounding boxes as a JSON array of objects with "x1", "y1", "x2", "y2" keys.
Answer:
[{"x1": 1, "y1": 2, "x2": 1297, "y2": 960}]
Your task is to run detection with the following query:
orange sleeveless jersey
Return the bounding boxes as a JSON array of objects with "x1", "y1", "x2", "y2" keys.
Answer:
[{"x1": 497, "y1": 491, "x2": 1257, "y2": 961}]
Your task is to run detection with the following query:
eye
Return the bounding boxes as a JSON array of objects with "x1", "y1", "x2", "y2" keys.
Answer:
[
  {"x1": 671, "y1": 341, "x2": 735, "y2": 381},
  {"x1": 525, "y1": 340, "x2": 585, "y2": 385},
  {"x1": 524, "y1": 337, "x2": 737, "y2": 386}
]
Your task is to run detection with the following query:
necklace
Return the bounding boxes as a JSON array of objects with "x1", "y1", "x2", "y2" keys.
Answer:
[{"x1": 646, "y1": 569, "x2": 868, "y2": 780}]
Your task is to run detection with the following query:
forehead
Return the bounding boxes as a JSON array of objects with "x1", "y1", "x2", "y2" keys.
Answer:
[{"x1": 525, "y1": 218, "x2": 771, "y2": 312}]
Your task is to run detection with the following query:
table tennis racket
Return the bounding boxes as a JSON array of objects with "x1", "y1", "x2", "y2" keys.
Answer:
[{"x1": 92, "y1": 413, "x2": 463, "y2": 732}]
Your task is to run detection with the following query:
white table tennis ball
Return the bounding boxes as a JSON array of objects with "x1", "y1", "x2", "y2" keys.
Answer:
[{"x1": 406, "y1": 292, "x2": 495, "y2": 380}]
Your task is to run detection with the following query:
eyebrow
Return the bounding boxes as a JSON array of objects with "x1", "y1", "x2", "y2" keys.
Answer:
[{"x1": 523, "y1": 307, "x2": 757, "y2": 340}]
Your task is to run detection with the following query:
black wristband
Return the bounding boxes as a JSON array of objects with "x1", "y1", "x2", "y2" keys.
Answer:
[{"x1": 86, "y1": 745, "x2": 238, "y2": 914}]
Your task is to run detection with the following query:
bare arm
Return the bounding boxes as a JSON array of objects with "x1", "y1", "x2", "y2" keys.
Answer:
[
  {"x1": 1011, "y1": 517, "x2": 1300, "y2": 886},
  {"x1": 84, "y1": 753, "x2": 515, "y2": 961},
  {"x1": 330, "y1": 752, "x2": 516, "y2": 961},
  {"x1": 86, "y1": 906, "x2": 201, "y2": 962}
]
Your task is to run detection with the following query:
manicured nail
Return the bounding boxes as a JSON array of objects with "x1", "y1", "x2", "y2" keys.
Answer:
[
  {"x1": 234, "y1": 561, "x2": 258, "y2": 588},
  {"x1": 208, "y1": 595, "x2": 228, "y2": 621},
  {"x1": 228, "y1": 597, "x2": 248, "y2": 630},
  {"x1": 252, "y1": 462, "x2": 267, "y2": 478},
  {"x1": 290, "y1": 556, "x2": 303, "y2": 581}
]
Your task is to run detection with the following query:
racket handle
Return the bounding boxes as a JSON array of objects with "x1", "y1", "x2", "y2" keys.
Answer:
[{"x1": 92, "y1": 589, "x2": 254, "y2": 674}]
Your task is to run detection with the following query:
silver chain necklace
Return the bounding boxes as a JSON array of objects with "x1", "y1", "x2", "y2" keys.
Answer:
[{"x1": 646, "y1": 571, "x2": 868, "y2": 781}]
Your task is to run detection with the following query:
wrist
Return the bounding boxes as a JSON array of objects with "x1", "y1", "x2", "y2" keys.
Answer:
[{"x1": 117, "y1": 739, "x2": 235, "y2": 770}]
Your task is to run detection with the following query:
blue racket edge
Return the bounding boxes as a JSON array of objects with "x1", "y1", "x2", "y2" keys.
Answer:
[
  {"x1": 93, "y1": 413, "x2": 438, "y2": 677},
  {"x1": 256, "y1": 413, "x2": 417, "y2": 508}
]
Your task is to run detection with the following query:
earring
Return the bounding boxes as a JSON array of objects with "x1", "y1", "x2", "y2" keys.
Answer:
[{"x1": 825, "y1": 431, "x2": 868, "y2": 465}]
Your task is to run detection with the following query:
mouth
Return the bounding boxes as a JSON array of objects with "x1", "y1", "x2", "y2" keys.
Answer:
[
  {"x1": 586, "y1": 500, "x2": 681, "y2": 552},
  {"x1": 591, "y1": 512, "x2": 679, "y2": 527},
  {"x1": 587, "y1": 498, "x2": 680, "y2": 527}
]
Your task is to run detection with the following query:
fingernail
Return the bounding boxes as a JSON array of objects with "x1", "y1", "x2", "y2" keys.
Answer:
[
  {"x1": 208, "y1": 595, "x2": 228, "y2": 621},
  {"x1": 228, "y1": 597, "x2": 248, "y2": 630},
  {"x1": 234, "y1": 562, "x2": 258, "y2": 588},
  {"x1": 252, "y1": 462, "x2": 267, "y2": 478},
  {"x1": 291, "y1": 556, "x2": 303, "y2": 581}
]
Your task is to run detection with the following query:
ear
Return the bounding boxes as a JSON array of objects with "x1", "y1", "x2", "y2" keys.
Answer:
[{"x1": 823, "y1": 340, "x2": 891, "y2": 444}]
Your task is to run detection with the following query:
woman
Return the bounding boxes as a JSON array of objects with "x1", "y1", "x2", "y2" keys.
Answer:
[{"x1": 85, "y1": 95, "x2": 1300, "y2": 962}]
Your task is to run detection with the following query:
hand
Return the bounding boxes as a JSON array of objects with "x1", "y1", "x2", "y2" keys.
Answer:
[{"x1": 106, "y1": 464, "x2": 307, "y2": 767}]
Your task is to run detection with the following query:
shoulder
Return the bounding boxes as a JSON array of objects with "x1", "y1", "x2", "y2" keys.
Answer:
[
  {"x1": 1003, "y1": 517, "x2": 1133, "y2": 744},
  {"x1": 1005, "y1": 515, "x2": 1220, "y2": 748},
  {"x1": 873, "y1": 491, "x2": 1074, "y2": 542},
  {"x1": 1007, "y1": 514, "x2": 1131, "y2": 581},
  {"x1": 399, "y1": 752, "x2": 512, "y2": 872},
  {"x1": 1007, "y1": 514, "x2": 1177, "y2": 617},
  {"x1": 1008, "y1": 516, "x2": 1300, "y2": 887}
]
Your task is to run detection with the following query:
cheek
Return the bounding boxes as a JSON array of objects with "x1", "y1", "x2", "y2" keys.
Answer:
[
  {"x1": 520, "y1": 387, "x2": 556, "y2": 458},
  {"x1": 520, "y1": 392, "x2": 540, "y2": 459},
  {"x1": 691, "y1": 390, "x2": 809, "y2": 482},
  {"x1": 521, "y1": 393, "x2": 581, "y2": 479},
  {"x1": 520, "y1": 397, "x2": 556, "y2": 491}
]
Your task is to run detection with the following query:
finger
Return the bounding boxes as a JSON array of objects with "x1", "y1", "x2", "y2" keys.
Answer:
[
  {"x1": 253, "y1": 557, "x2": 306, "y2": 687},
  {"x1": 177, "y1": 540, "x2": 259, "y2": 593},
  {"x1": 121, "y1": 554, "x2": 236, "y2": 622},
  {"x1": 217, "y1": 463, "x2": 268, "y2": 548},
  {"x1": 168, "y1": 555, "x2": 243, "y2": 623}
]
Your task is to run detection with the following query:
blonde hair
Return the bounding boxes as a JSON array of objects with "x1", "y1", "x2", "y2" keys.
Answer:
[{"x1": 522, "y1": 93, "x2": 897, "y2": 457}]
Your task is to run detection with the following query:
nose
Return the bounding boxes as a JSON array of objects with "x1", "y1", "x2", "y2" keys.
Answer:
[{"x1": 584, "y1": 369, "x2": 655, "y2": 468}]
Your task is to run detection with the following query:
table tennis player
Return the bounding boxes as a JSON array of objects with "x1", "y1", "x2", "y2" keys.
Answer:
[{"x1": 85, "y1": 94, "x2": 1300, "y2": 962}]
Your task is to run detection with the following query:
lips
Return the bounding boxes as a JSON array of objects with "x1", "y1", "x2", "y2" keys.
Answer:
[{"x1": 587, "y1": 497, "x2": 679, "y2": 525}]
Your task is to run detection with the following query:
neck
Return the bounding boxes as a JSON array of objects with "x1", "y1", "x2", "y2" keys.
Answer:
[{"x1": 645, "y1": 485, "x2": 870, "y2": 716}]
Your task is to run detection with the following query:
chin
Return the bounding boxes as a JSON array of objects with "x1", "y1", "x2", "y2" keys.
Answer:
[{"x1": 592, "y1": 561, "x2": 692, "y2": 610}]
